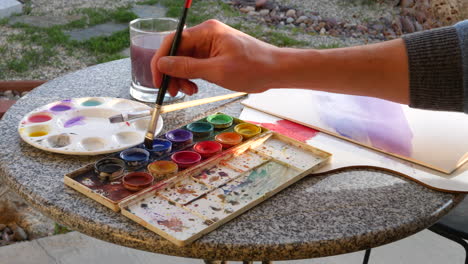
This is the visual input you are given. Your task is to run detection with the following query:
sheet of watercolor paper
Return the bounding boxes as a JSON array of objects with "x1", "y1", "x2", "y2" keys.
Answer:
[
  {"x1": 242, "y1": 89, "x2": 468, "y2": 174},
  {"x1": 239, "y1": 107, "x2": 468, "y2": 192}
]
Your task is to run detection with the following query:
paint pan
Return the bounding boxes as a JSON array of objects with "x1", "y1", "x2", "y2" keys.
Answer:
[
  {"x1": 165, "y1": 129, "x2": 193, "y2": 149},
  {"x1": 186, "y1": 122, "x2": 214, "y2": 138},
  {"x1": 120, "y1": 148, "x2": 150, "y2": 170},
  {"x1": 206, "y1": 114, "x2": 233, "y2": 129},
  {"x1": 122, "y1": 172, "x2": 154, "y2": 192},
  {"x1": 147, "y1": 160, "x2": 178, "y2": 181},
  {"x1": 94, "y1": 157, "x2": 126, "y2": 181},
  {"x1": 79, "y1": 97, "x2": 105, "y2": 107},
  {"x1": 145, "y1": 138, "x2": 172, "y2": 158},
  {"x1": 234, "y1": 123, "x2": 262, "y2": 139},
  {"x1": 193, "y1": 141, "x2": 223, "y2": 159},
  {"x1": 171, "y1": 151, "x2": 202, "y2": 169},
  {"x1": 215, "y1": 132, "x2": 243, "y2": 149}
]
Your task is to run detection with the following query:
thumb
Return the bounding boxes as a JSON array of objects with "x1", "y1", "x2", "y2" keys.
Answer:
[{"x1": 157, "y1": 56, "x2": 212, "y2": 80}]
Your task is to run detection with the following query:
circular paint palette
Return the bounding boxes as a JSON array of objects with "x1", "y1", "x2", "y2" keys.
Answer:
[{"x1": 18, "y1": 97, "x2": 163, "y2": 155}]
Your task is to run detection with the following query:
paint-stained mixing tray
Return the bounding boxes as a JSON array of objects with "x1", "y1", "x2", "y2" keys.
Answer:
[
  {"x1": 119, "y1": 132, "x2": 331, "y2": 246},
  {"x1": 18, "y1": 97, "x2": 163, "y2": 155}
]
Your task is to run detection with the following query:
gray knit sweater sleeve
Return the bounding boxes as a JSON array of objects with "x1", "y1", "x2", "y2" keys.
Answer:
[{"x1": 402, "y1": 20, "x2": 467, "y2": 113}]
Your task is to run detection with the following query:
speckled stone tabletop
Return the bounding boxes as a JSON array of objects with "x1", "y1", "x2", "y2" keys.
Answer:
[{"x1": 0, "y1": 59, "x2": 464, "y2": 261}]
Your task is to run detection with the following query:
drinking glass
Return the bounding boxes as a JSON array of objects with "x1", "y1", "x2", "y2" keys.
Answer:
[{"x1": 129, "y1": 18, "x2": 185, "y2": 102}]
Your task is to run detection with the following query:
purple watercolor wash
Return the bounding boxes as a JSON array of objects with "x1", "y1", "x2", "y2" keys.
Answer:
[
  {"x1": 316, "y1": 93, "x2": 413, "y2": 156},
  {"x1": 64, "y1": 116, "x2": 86, "y2": 128},
  {"x1": 62, "y1": 99, "x2": 72, "y2": 103},
  {"x1": 50, "y1": 104, "x2": 72, "y2": 112}
]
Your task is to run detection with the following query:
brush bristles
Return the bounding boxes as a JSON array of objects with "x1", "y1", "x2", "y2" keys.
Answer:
[
  {"x1": 143, "y1": 137, "x2": 153, "y2": 149},
  {"x1": 109, "y1": 114, "x2": 124, "y2": 124}
]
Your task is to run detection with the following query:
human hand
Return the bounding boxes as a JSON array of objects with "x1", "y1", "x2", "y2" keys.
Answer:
[{"x1": 151, "y1": 19, "x2": 280, "y2": 96}]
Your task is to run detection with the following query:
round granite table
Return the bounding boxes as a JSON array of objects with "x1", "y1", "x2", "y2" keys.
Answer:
[{"x1": 0, "y1": 59, "x2": 465, "y2": 262}]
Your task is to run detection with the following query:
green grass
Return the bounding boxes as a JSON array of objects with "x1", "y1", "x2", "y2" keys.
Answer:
[
  {"x1": 54, "y1": 223, "x2": 72, "y2": 235},
  {"x1": 315, "y1": 43, "x2": 342, "y2": 49},
  {"x1": 230, "y1": 23, "x2": 308, "y2": 47}
]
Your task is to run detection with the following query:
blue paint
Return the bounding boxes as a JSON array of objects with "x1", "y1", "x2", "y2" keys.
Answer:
[{"x1": 120, "y1": 148, "x2": 150, "y2": 170}]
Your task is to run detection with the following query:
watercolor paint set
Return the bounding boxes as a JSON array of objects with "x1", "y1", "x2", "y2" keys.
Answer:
[
  {"x1": 64, "y1": 113, "x2": 332, "y2": 246},
  {"x1": 18, "y1": 97, "x2": 162, "y2": 155}
]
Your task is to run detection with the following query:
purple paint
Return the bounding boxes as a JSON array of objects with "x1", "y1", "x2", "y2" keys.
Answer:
[
  {"x1": 316, "y1": 93, "x2": 413, "y2": 156},
  {"x1": 64, "y1": 116, "x2": 85, "y2": 128},
  {"x1": 50, "y1": 104, "x2": 71, "y2": 112},
  {"x1": 62, "y1": 99, "x2": 72, "y2": 103},
  {"x1": 165, "y1": 129, "x2": 193, "y2": 143}
]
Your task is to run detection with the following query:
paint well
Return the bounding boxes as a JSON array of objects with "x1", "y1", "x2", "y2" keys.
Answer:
[
  {"x1": 234, "y1": 123, "x2": 261, "y2": 139},
  {"x1": 206, "y1": 114, "x2": 233, "y2": 128},
  {"x1": 171, "y1": 151, "x2": 201, "y2": 169},
  {"x1": 165, "y1": 129, "x2": 193, "y2": 143},
  {"x1": 47, "y1": 133, "x2": 71, "y2": 148},
  {"x1": 29, "y1": 131, "x2": 48, "y2": 137},
  {"x1": 215, "y1": 132, "x2": 243, "y2": 149},
  {"x1": 193, "y1": 141, "x2": 222, "y2": 158},
  {"x1": 50, "y1": 104, "x2": 71, "y2": 112},
  {"x1": 80, "y1": 137, "x2": 106, "y2": 151},
  {"x1": 113, "y1": 131, "x2": 142, "y2": 145},
  {"x1": 123, "y1": 172, "x2": 153, "y2": 192},
  {"x1": 28, "y1": 113, "x2": 52, "y2": 123},
  {"x1": 186, "y1": 122, "x2": 213, "y2": 137},
  {"x1": 147, "y1": 160, "x2": 178, "y2": 180},
  {"x1": 81, "y1": 99, "x2": 103, "y2": 107}
]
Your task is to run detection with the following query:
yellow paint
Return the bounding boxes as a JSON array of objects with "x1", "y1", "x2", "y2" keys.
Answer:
[{"x1": 29, "y1": 131, "x2": 48, "y2": 137}]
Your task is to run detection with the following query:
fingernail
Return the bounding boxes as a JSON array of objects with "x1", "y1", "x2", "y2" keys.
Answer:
[{"x1": 158, "y1": 57, "x2": 174, "y2": 73}]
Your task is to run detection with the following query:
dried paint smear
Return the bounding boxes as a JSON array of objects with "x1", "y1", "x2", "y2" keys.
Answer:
[
  {"x1": 128, "y1": 195, "x2": 208, "y2": 241},
  {"x1": 253, "y1": 138, "x2": 324, "y2": 170},
  {"x1": 192, "y1": 165, "x2": 243, "y2": 188},
  {"x1": 221, "y1": 151, "x2": 270, "y2": 171},
  {"x1": 158, "y1": 176, "x2": 212, "y2": 205},
  {"x1": 186, "y1": 161, "x2": 297, "y2": 222}
]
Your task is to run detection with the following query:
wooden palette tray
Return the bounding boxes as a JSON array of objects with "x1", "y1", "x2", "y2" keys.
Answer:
[{"x1": 64, "y1": 114, "x2": 332, "y2": 246}]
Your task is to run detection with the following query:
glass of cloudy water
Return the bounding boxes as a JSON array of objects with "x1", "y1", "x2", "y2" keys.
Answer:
[{"x1": 129, "y1": 18, "x2": 185, "y2": 102}]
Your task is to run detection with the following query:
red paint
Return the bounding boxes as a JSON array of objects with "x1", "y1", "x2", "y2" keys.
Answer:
[
  {"x1": 123, "y1": 172, "x2": 153, "y2": 192},
  {"x1": 247, "y1": 119, "x2": 319, "y2": 142},
  {"x1": 193, "y1": 141, "x2": 222, "y2": 158},
  {"x1": 171, "y1": 151, "x2": 201, "y2": 168},
  {"x1": 184, "y1": 0, "x2": 193, "y2": 8},
  {"x1": 125, "y1": 122, "x2": 130, "y2": 127},
  {"x1": 28, "y1": 114, "x2": 52, "y2": 123}
]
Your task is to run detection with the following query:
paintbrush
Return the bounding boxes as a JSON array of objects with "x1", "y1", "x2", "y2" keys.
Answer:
[
  {"x1": 109, "y1": 92, "x2": 247, "y2": 123},
  {"x1": 144, "y1": 0, "x2": 192, "y2": 149}
]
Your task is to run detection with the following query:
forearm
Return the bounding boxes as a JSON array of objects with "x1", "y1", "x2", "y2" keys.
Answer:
[{"x1": 270, "y1": 39, "x2": 410, "y2": 104}]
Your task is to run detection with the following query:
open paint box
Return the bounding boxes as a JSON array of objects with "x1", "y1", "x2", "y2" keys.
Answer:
[{"x1": 64, "y1": 113, "x2": 332, "y2": 246}]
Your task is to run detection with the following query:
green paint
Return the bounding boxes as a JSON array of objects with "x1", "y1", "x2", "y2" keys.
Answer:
[
  {"x1": 81, "y1": 100, "x2": 102, "y2": 106},
  {"x1": 207, "y1": 114, "x2": 233, "y2": 125},
  {"x1": 187, "y1": 122, "x2": 213, "y2": 132}
]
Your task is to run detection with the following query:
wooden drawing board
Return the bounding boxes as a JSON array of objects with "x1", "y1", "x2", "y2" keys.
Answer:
[
  {"x1": 239, "y1": 107, "x2": 468, "y2": 193},
  {"x1": 242, "y1": 89, "x2": 468, "y2": 174}
]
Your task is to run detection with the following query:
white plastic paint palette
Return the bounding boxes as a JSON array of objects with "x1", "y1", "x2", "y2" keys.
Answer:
[
  {"x1": 120, "y1": 132, "x2": 332, "y2": 246},
  {"x1": 18, "y1": 97, "x2": 163, "y2": 155}
]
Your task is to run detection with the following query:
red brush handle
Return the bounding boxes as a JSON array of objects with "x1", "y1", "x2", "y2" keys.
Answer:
[{"x1": 185, "y1": 0, "x2": 193, "y2": 8}]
